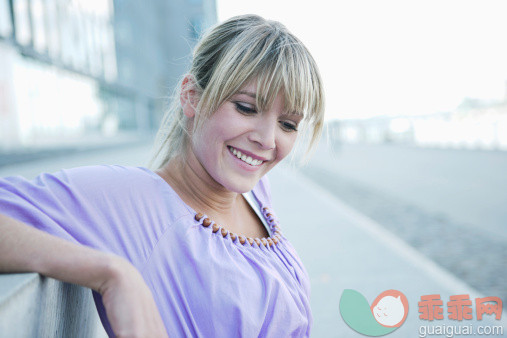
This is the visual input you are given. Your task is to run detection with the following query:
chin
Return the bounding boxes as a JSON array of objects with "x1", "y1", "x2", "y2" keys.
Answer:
[{"x1": 220, "y1": 176, "x2": 258, "y2": 193}]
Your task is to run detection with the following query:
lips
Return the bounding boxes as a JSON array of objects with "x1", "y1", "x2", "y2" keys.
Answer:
[{"x1": 227, "y1": 146, "x2": 264, "y2": 166}]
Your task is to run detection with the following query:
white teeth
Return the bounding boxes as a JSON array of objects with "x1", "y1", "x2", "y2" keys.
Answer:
[{"x1": 228, "y1": 146, "x2": 263, "y2": 166}]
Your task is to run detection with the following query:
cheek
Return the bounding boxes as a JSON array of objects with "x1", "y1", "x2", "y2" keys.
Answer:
[
  {"x1": 276, "y1": 133, "x2": 298, "y2": 160},
  {"x1": 191, "y1": 127, "x2": 217, "y2": 164},
  {"x1": 192, "y1": 120, "x2": 232, "y2": 165}
]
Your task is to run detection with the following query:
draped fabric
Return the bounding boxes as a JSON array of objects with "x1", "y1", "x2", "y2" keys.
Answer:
[{"x1": 0, "y1": 165, "x2": 312, "y2": 337}]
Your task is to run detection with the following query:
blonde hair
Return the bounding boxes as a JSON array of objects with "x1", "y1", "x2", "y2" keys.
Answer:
[{"x1": 148, "y1": 14, "x2": 325, "y2": 169}]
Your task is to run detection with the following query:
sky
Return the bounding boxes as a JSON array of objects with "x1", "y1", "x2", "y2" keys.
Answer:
[{"x1": 217, "y1": 0, "x2": 507, "y2": 120}]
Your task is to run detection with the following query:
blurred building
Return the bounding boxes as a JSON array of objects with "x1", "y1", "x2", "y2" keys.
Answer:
[
  {"x1": 329, "y1": 86, "x2": 507, "y2": 151},
  {"x1": 0, "y1": 0, "x2": 216, "y2": 151},
  {"x1": 112, "y1": 0, "x2": 216, "y2": 131}
]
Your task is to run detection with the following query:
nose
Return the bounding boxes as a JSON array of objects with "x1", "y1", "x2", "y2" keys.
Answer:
[{"x1": 248, "y1": 116, "x2": 276, "y2": 150}]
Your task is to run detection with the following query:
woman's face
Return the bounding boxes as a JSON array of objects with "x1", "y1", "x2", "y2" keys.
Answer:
[{"x1": 187, "y1": 81, "x2": 302, "y2": 193}]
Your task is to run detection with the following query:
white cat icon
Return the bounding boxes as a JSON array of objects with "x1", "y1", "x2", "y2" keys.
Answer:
[{"x1": 370, "y1": 290, "x2": 409, "y2": 327}]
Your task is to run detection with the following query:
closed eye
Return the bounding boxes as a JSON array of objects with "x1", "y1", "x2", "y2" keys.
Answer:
[
  {"x1": 234, "y1": 102, "x2": 257, "y2": 114},
  {"x1": 234, "y1": 101, "x2": 299, "y2": 132},
  {"x1": 280, "y1": 121, "x2": 298, "y2": 132}
]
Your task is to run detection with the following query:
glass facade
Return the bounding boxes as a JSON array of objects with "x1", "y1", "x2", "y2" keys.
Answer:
[
  {"x1": 0, "y1": 0, "x2": 216, "y2": 152},
  {"x1": 0, "y1": 0, "x2": 117, "y2": 79},
  {"x1": 0, "y1": 0, "x2": 13, "y2": 37}
]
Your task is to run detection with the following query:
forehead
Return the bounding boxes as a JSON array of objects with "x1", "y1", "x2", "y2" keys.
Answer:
[
  {"x1": 233, "y1": 82, "x2": 258, "y2": 99},
  {"x1": 233, "y1": 80, "x2": 281, "y2": 103}
]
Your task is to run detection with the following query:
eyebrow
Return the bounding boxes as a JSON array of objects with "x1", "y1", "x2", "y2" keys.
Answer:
[{"x1": 236, "y1": 90, "x2": 256, "y2": 98}]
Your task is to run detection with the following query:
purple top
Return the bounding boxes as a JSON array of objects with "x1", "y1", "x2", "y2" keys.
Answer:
[{"x1": 0, "y1": 165, "x2": 312, "y2": 337}]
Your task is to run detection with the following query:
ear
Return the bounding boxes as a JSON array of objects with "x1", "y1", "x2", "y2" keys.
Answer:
[{"x1": 180, "y1": 75, "x2": 199, "y2": 118}]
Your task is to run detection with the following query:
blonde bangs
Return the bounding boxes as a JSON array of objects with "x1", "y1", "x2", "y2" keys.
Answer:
[{"x1": 255, "y1": 39, "x2": 324, "y2": 123}]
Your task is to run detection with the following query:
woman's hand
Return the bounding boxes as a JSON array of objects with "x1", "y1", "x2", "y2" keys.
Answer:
[
  {"x1": 0, "y1": 213, "x2": 167, "y2": 337},
  {"x1": 99, "y1": 257, "x2": 168, "y2": 337}
]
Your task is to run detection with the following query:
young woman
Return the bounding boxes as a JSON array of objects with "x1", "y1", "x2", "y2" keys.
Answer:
[{"x1": 0, "y1": 14, "x2": 324, "y2": 337}]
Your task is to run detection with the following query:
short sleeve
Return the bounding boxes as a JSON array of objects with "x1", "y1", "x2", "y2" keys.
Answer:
[{"x1": 0, "y1": 165, "x2": 169, "y2": 269}]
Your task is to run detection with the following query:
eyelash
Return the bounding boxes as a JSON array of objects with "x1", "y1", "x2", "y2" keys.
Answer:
[
  {"x1": 235, "y1": 102, "x2": 256, "y2": 114},
  {"x1": 234, "y1": 102, "x2": 298, "y2": 132}
]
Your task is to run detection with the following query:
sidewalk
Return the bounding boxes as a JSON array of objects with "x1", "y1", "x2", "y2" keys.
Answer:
[
  {"x1": 0, "y1": 132, "x2": 153, "y2": 168},
  {"x1": 269, "y1": 165, "x2": 506, "y2": 337}
]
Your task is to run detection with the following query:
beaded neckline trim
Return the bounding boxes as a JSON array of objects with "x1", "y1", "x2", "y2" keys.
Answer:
[{"x1": 194, "y1": 206, "x2": 283, "y2": 248}]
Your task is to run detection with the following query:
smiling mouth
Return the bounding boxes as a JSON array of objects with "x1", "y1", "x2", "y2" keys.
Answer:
[{"x1": 227, "y1": 146, "x2": 264, "y2": 166}]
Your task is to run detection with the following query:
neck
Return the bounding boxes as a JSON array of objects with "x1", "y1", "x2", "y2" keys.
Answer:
[{"x1": 156, "y1": 154, "x2": 243, "y2": 220}]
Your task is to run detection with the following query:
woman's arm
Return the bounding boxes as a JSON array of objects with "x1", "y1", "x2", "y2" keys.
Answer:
[{"x1": 0, "y1": 213, "x2": 168, "y2": 337}]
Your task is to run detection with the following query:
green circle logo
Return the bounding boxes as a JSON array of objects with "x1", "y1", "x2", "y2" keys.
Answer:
[{"x1": 339, "y1": 289, "x2": 409, "y2": 336}]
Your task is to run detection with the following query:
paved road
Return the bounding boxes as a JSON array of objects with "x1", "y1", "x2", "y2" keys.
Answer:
[
  {"x1": 306, "y1": 142, "x2": 507, "y2": 241},
  {"x1": 300, "y1": 141, "x2": 507, "y2": 304}
]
